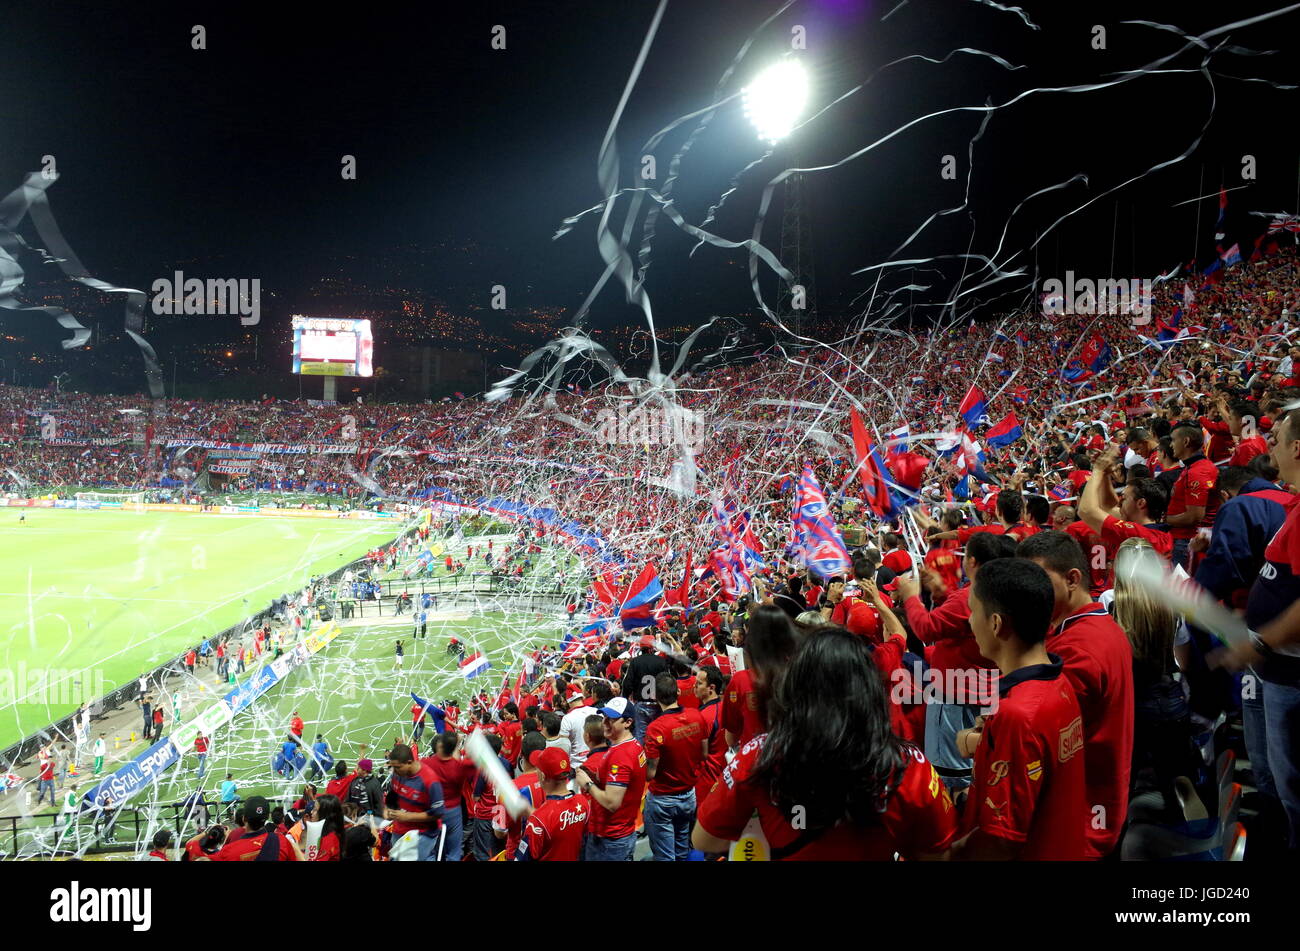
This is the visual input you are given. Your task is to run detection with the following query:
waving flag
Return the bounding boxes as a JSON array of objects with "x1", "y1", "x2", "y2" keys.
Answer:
[
  {"x1": 1215, "y1": 186, "x2": 1227, "y2": 241},
  {"x1": 886, "y1": 450, "x2": 929, "y2": 491},
  {"x1": 1267, "y1": 213, "x2": 1300, "y2": 234},
  {"x1": 850, "y1": 407, "x2": 897, "y2": 518},
  {"x1": 887, "y1": 424, "x2": 910, "y2": 451},
  {"x1": 985, "y1": 412, "x2": 1023, "y2": 448},
  {"x1": 1011, "y1": 384, "x2": 1029, "y2": 406},
  {"x1": 459, "y1": 652, "x2": 492, "y2": 679},
  {"x1": 618, "y1": 563, "x2": 664, "y2": 629},
  {"x1": 1049, "y1": 483, "x2": 1074, "y2": 503},
  {"x1": 958, "y1": 385, "x2": 989, "y2": 428},
  {"x1": 792, "y1": 464, "x2": 852, "y2": 580},
  {"x1": 1221, "y1": 243, "x2": 1242, "y2": 267}
]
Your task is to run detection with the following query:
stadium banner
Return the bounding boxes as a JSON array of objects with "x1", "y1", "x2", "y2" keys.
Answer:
[
  {"x1": 42, "y1": 436, "x2": 130, "y2": 447},
  {"x1": 222, "y1": 663, "x2": 280, "y2": 716},
  {"x1": 169, "y1": 699, "x2": 234, "y2": 755},
  {"x1": 53, "y1": 500, "x2": 77, "y2": 509},
  {"x1": 163, "y1": 439, "x2": 362, "y2": 455},
  {"x1": 79, "y1": 737, "x2": 178, "y2": 812},
  {"x1": 303, "y1": 621, "x2": 341, "y2": 655},
  {"x1": 208, "y1": 460, "x2": 255, "y2": 475},
  {"x1": 143, "y1": 503, "x2": 201, "y2": 512}
]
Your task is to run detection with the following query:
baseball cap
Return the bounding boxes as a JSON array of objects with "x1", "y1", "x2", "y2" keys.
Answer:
[
  {"x1": 598, "y1": 696, "x2": 635, "y2": 721},
  {"x1": 528, "y1": 747, "x2": 572, "y2": 780},
  {"x1": 245, "y1": 795, "x2": 270, "y2": 822},
  {"x1": 357, "y1": 758, "x2": 374, "y2": 772}
]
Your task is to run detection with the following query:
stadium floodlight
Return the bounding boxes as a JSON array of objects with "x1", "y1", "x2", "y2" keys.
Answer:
[{"x1": 742, "y1": 59, "x2": 809, "y2": 144}]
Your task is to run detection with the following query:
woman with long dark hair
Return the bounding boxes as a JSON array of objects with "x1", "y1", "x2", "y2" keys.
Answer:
[
  {"x1": 722, "y1": 604, "x2": 799, "y2": 749},
  {"x1": 694, "y1": 627, "x2": 956, "y2": 860}
]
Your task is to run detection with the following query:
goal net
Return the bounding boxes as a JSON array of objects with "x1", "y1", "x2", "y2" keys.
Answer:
[{"x1": 73, "y1": 490, "x2": 148, "y2": 511}]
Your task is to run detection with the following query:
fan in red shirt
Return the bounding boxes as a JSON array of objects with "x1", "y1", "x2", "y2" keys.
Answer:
[
  {"x1": 952, "y1": 559, "x2": 1089, "y2": 860},
  {"x1": 1166, "y1": 425, "x2": 1220, "y2": 566},
  {"x1": 881, "y1": 534, "x2": 912, "y2": 575},
  {"x1": 1019, "y1": 531, "x2": 1135, "y2": 859},
  {"x1": 496, "y1": 703, "x2": 523, "y2": 764},
  {"x1": 422, "y1": 731, "x2": 476, "y2": 861},
  {"x1": 499, "y1": 732, "x2": 547, "y2": 859},
  {"x1": 577, "y1": 696, "x2": 647, "y2": 861},
  {"x1": 694, "y1": 627, "x2": 956, "y2": 860},
  {"x1": 692, "y1": 667, "x2": 728, "y2": 807},
  {"x1": 289, "y1": 711, "x2": 305, "y2": 740},
  {"x1": 643, "y1": 673, "x2": 708, "y2": 860},
  {"x1": 514, "y1": 748, "x2": 589, "y2": 862},
  {"x1": 923, "y1": 531, "x2": 963, "y2": 593},
  {"x1": 722, "y1": 605, "x2": 797, "y2": 749},
  {"x1": 207, "y1": 796, "x2": 300, "y2": 861}
]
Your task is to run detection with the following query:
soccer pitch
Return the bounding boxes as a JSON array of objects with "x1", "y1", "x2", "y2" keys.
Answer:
[{"x1": 0, "y1": 508, "x2": 405, "y2": 749}]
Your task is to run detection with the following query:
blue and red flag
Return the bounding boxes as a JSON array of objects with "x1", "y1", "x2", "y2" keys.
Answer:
[
  {"x1": 985, "y1": 412, "x2": 1023, "y2": 448},
  {"x1": 618, "y1": 563, "x2": 664, "y2": 629},
  {"x1": 792, "y1": 464, "x2": 852, "y2": 580},
  {"x1": 850, "y1": 407, "x2": 897, "y2": 518},
  {"x1": 957, "y1": 385, "x2": 989, "y2": 428}
]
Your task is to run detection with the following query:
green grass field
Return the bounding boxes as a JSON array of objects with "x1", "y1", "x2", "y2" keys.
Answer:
[{"x1": 0, "y1": 509, "x2": 407, "y2": 749}]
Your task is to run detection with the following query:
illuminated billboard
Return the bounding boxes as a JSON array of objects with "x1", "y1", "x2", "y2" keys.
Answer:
[{"x1": 291, "y1": 316, "x2": 374, "y2": 377}]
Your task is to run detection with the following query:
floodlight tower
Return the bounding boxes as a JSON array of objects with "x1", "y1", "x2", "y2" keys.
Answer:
[{"x1": 743, "y1": 59, "x2": 816, "y2": 339}]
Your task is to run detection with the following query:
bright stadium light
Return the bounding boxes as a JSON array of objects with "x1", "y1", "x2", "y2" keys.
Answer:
[{"x1": 743, "y1": 59, "x2": 809, "y2": 144}]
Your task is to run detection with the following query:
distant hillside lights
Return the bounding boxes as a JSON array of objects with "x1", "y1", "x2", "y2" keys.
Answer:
[
  {"x1": 1040, "y1": 272, "x2": 1153, "y2": 325},
  {"x1": 151, "y1": 271, "x2": 260, "y2": 325},
  {"x1": 594, "y1": 401, "x2": 707, "y2": 451}
]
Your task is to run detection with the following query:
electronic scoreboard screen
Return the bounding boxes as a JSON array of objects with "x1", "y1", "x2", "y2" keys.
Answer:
[{"x1": 291, "y1": 316, "x2": 374, "y2": 377}]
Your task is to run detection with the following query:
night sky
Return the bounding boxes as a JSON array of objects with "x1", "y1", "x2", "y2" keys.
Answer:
[{"x1": 1, "y1": 0, "x2": 1298, "y2": 395}]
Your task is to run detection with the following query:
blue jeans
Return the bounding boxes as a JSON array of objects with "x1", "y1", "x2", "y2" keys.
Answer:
[
  {"x1": 644, "y1": 789, "x2": 695, "y2": 861},
  {"x1": 471, "y1": 817, "x2": 497, "y2": 861},
  {"x1": 37, "y1": 778, "x2": 56, "y2": 806},
  {"x1": 924, "y1": 702, "x2": 976, "y2": 792},
  {"x1": 1171, "y1": 537, "x2": 1190, "y2": 572},
  {"x1": 196, "y1": 754, "x2": 207, "y2": 779},
  {"x1": 632, "y1": 702, "x2": 658, "y2": 745},
  {"x1": 440, "y1": 804, "x2": 463, "y2": 861},
  {"x1": 585, "y1": 832, "x2": 636, "y2": 861},
  {"x1": 1262, "y1": 679, "x2": 1300, "y2": 850}
]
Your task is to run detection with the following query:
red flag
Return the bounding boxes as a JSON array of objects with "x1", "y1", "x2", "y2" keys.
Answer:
[
  {"x1": 850, "y1": 407, "x2": 891, "y2": 514},
  {"x1": 886, "y1": 451, "x2": 930, "y2": 491},
  {"x1": 677, "y1": 550, "x2": 692, "y2": 609}
]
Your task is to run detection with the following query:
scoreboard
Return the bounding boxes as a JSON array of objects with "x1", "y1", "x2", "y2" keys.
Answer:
[{"x1": 291, "y1": 316, "x2": 374, "y2": 377}]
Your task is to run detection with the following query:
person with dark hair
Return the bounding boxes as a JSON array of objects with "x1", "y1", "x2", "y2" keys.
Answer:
[
  {"x1": 497, "y1": 702, "x2": 523, "y2": 766},
  {"x1": 578, "y1": 696, "x2": 646, "y2": 861},
  {"x1": 692, "y1": 665, "x2": 728, "y2": 808},
  {"x1": 643, "y1": 672, "x2": 707, "y2": 861},
  {"x1": 952, "y1": 560, "x2": 1087, "y2": 860},
  {"x1": 205, "y1": 795, "x2": 302, "y2": 861},
  {"x1": 1017, "y1": 530, "x2": 1134, "y2": 860},
  {"x1": 1225, "y1": 398, "x2": 1269, "y2": 467},
  {"x1": 499, "y1": 731, "x2": 548, "y2": 859},
  {"x1": 540, "y1": 710, "x2": 569, "y2": 755},
  {"x1": 291, "y1": 793, "x2": 346, "y2": 861},
  {"x1": 341, "y1": 824, "x2": 375, "y2": 862},
  {"x1": 383, "y1": 743, "x2": 444, "y2": 861},
  {"x1": 143, "y1": 828, "x2": 173, "y2": 861},
  {"x1": 1023, "y1": 495, "x2": 1050, "y2": 533},
  {"x1": 881, "y1": 533, "x2": 912, "y2": 575},
  {"x1": 468, "y1": 732, "x2": 511, "y2": 861},
  {"x1": 1225, "y1": 409, "x2": 1300, "y2": 852},
  {"x1": 621, "y1": 635, "x2": 669, "y2": 743},
  {"x1": 722, "y1": 605, "x2": 797, "y2": 750},
  {"x1": 897, "y1": 530, "x2": 1010, "y2": 792},
  {"x1": 693, "y1": 627, "x2": 956, "y2": 860},
  {"x1": 1166, "y1": 423, "x2": 1219, "y2": 569},
  {"x1": 1078, "y1": 448, "x2": 1173, "y2": 564}
]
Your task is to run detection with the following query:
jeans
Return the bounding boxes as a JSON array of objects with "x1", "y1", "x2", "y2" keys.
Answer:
[
  {"x1": 644, "y1": 789, "x2": 695, "y2": 861},
  {"x1": 632, "y1": 702, "x2": 658, "y2": 745},
  {"x1": 924, "y1": 701, "x2": 976, "y2": 792},
  {"x1": 1171, "y1": 537, "x2": 1190, "y2": 572},
  {"x1": 471, "y1": 817, "x2": 498, "y2": 861},
  {"x1": 196, "y1": 754, "x2": 207, "y2": 779},
  {"x1": 1261, "y1": 678, "x2": 1300, "y2": 851},
  {"x1": 440, "y1": 804, "x2": 464, "y2": 861},
  {"x1": 585, "y1": 832, "x2": 637, "y2": 861},
  {"x1": 37, "y1": 778, "x2": 56, "y2": 806}
]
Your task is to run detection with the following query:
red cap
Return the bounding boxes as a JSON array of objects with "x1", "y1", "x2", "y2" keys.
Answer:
[
  {"x1": 528, "y1": 747, "x2": 572, "y2": 780},
  {"x1": 846, "y1": 601, "x2": 881, "y2": 643}
]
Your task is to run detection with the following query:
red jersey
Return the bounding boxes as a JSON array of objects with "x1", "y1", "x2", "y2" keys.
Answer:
[
  {"x1": 1168, "y1": 456, "x2": 1219, "y2": 539},
  {"x1": 1099, "y1": 515, "x2": 1173, "y2": 559},
  {"x1": 1229, "y1": 435, "x2": 1268, "y2": 468},
  {"x1": 644, "y1": 706, "x2": 707, "y2": 794},
  {"x1": 697, "y1": 734, "x2": 957, "y2": 860},
  {"x1": 699, "y1": 651, "x2": 732, "y2": 677},
  {"x1": 504, "y1": 772, "x2": 545, "y2": 859},
  {"x1": 1047, "y1": 604, "x2": 1134, "y2": 859},
  {"x1": 882, "y1": 549, "x2": 912, "y2": 575},
  {"x1": 588, "y1": 737, "x2": 646, "y2": 839},
  {"x1": 210, "y1": 829, "x2": 299, "y2": 861},
  {"x1": 388, "y1": 762, "x2": 444, "y2": 837},
  {"x1": 956, "y1": 524, "x2": 1004, "y2": 545},
  {"x1": 194, "y1": 736, "x2": 208, "y2": 755},
  {"x1": 422, "y1": 755, "x2": 475, "y2": 809},
  {"x1": 924, "y1": 547, "x2": 963, "y2": 593},
  {"x1": 676, "y1": 677, "x2": 700, "y2": 709},
  {"x1": 515, "y1": 793, "x2": 590, "y2": 861},
  {"x1": 962, "y1": 659, "x2": 1088, "y2": 860},
  {"x1": 497, "y1": 719, "x2": 523, "y2": 765},
  {"x1": 290, "y1": 716, "x2": 304, "y2": 737},
  {"x1": 721, "y1": 668, "x2": 763, "y2": 746},
  {"x1": 694, "y1": 699, "x2": 727, "y2": 805}
]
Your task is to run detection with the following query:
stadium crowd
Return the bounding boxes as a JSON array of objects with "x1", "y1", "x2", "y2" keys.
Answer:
[{"x1": 7, "y1": 243, "x2": 1300, "y2": 860}]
